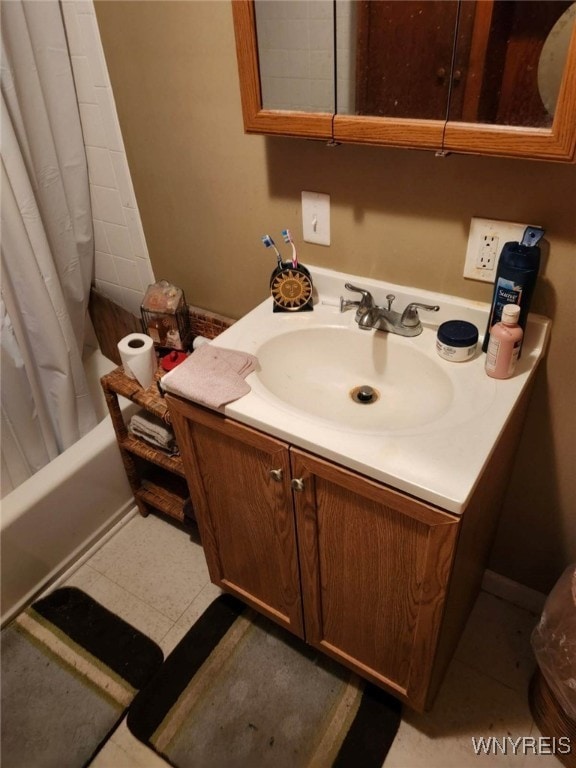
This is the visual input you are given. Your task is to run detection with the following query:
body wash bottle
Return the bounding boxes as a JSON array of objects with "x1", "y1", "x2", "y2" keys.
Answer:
[
  {"x1": 482, "y1": 225, "x2": 544, "y2": 356},
  {"x1": 485, "y1": 304, "x2": 523, "y2": 379}
]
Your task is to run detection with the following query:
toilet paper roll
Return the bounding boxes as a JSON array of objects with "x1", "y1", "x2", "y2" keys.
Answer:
[{"x1": 118, "y1": 333, "x2": 157, "y2": 388}]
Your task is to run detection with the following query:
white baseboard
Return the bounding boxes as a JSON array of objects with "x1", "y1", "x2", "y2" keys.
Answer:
[{"x1": 482, "y1": 569, "x2": 547, "y2": 614}]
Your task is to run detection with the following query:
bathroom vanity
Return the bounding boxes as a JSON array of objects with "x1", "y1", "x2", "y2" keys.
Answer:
[{"x1": 164, "y1": 267, "x2": 550, "y2": 711}]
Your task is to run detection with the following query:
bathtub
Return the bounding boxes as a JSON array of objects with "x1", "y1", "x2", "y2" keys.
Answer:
[{"x1": 1, "y1": 348, "x2": 138, "y2": 626}]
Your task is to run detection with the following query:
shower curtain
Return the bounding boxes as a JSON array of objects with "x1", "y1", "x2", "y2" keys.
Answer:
[{"x1": 1, "y1": 0, "x2": 97, "y2": 495}]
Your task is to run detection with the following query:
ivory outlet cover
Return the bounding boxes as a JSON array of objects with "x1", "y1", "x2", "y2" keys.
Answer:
[{"x1": 464, "y1": 217, "x2": 530, "y2": 283}]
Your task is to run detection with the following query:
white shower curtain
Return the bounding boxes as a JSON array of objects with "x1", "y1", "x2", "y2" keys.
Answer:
[{"x1": 1, "y1": 0, "x2": 97, "y2": 495}]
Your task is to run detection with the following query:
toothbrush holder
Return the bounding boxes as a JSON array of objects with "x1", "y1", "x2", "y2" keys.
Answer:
[{"x1": 270, "y1": 263, "x2": 314, "y2": 313}]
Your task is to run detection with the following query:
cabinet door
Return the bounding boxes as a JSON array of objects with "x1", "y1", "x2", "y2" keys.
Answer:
[
  {"x1": 168, "y1": 400, "x2": 304, "y2": 638},
  {"x1": 231, "y1": 0, "x2": 333, "y2": 140},
  {"x1": 291, "y1": 449, "x2": 459, "y2": 711},
  {"x1": 234, "y1": 0, "x2": 576, "y2": 161}
]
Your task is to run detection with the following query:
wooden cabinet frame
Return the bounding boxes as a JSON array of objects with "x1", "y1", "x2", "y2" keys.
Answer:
[
  {"x1": 231, "y1": 0, "x2": 333, "y2": 141},
  {"x1": 232, "y1": 0, "x2": 576, "y2": 161}
]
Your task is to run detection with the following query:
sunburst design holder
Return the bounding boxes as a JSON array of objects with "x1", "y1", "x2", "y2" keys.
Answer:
[{"x1": 270, "y1": 264, "x2": 314, "y2": 313}]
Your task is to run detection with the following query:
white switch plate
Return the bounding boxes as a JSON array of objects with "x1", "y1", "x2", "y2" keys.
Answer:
[
  {"x1": 463, "y1": 217, "x2": 530, "y2": 283},
  {"x1": 302, "y1": 191, "x2": 330, "y2": 246}
]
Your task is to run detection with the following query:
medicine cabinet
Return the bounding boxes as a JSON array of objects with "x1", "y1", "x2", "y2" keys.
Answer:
[{"x1": 232, "y1": 0, "x2": 576, "y2": 162}]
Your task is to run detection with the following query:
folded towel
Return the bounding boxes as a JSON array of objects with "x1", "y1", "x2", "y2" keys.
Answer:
[
  {"x1": 130, "y1": 411, "x2": 174, "y2": 443},
  {"x1": 129, "y1": 411, "x2": 178, "y2": 453},
  {"x1": 160, "y1": 344, "x2": 258, "y2": 409},
  {"x1": 129, "y1": 424, "x2": 179, "y2": 454}
]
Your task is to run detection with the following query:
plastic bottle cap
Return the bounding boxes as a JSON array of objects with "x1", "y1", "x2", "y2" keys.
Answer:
[
  {"x1": 437, "y1": 320, "x2": 479, "y2": 348},
  {"x1": 502, "y1": 304, "x2": 521, "y2": 324},
  {"x1": 160, "y1": 350, "x2": 188, "y2": 371}
]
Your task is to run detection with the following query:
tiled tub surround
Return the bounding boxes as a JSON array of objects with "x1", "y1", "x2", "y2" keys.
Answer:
[{"x1": 61, "y1": 0, "x2": 155, "y2": 316}]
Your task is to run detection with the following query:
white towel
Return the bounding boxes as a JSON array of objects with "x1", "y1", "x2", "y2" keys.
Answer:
[
  {"x1": 129, "y1": 411, "x2": 178, "y2": 453},
  {"x1": 160, "y1": 344, "x2": 258, "y2": 409},
  {"x1": 130, "y1": 411, "x2": 174, "y2": 442}
]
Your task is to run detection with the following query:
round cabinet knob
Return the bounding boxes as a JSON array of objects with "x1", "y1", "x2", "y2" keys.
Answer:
[
  {"x1": 291, "y1": 478, "x2": 305, "y2": 492},
  {"x1": 269, "y1": 469, "x2": 283, "y2": 482}
]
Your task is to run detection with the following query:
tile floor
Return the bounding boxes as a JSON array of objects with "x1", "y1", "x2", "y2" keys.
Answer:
[{"x1": 54, "y1": 511, "x2": 562, "y2": 768}]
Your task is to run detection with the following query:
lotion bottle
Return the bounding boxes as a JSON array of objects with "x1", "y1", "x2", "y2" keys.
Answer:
[{"x1": 485, "y1": 304, "x2": 523, "y2": 379}]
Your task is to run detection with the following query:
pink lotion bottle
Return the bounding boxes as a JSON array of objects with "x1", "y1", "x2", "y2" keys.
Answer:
[{"x1": 485, "y1": 304, "x2": 523, "y2": 379}]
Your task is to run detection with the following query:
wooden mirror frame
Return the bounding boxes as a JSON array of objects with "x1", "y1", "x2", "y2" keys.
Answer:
[
  {"x1": 231, "y1": 0, "x2": 333, "y2": 140},
  {"x1": 232, "y1": 0, "x2": 576, "y2": 161}
]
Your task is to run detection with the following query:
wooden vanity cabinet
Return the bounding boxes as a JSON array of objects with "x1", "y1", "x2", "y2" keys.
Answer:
[
  {"x1": 167, "y1": 401, "x2": 304, "y2": 638},
  {"x1": 291, "y1": 448, "x2": 459, "y2": 711},
  {"x1": 167, "y1": 395, "x2": 461, "y2": 711}
]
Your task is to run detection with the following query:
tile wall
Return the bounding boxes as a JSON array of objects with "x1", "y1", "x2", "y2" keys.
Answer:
[
  {"x1": 61, "y1": 0, "x2": 155, "y2": 317},
  {"x1": 254, "y1": 0, "x2": 356, "y2": 115},
  {"x1": 255, "y1": 0, "x2": 336, "y2": 112}
]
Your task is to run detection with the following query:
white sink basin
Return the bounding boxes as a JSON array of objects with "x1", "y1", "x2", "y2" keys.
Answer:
[
  {"x1": 255, "y1": 326, "x2": 453, "y2": 431},
  {"x1": 167, "y1": 265, "x2": 549, "y2": 513}
]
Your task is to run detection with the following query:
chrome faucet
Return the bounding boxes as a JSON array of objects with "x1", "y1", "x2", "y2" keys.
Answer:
[
  {"x1": 339, "y1": 283, "x2": 376, "y2": 320},
  {"x1": 340, "y1": 284, "x2": 440, "y2": 337}
]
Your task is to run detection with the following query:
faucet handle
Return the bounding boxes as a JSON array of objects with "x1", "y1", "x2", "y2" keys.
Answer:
[
  {"x1": 401, "y1": 302, "x2": 440, "y2": 327},
  {"x1": 343, "y1": 283, "x2": 376, "y2": 311},
  {"x1": 340, "y1": 297, "x2": 360, "y2": 313}
]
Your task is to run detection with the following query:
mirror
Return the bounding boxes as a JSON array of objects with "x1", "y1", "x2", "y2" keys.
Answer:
[
  {"x1": 538, "y1": 3, "x2": 576, "y2": 117},
  {"x1": 254, "y1": 0, "x2": 575, "y2": 128},
  {"x1": 448, "y1": 0, "x2": 575, "y2": 127},
  {"x1": 339, "y1": 1, "x2": 460, "y2": 120},
  {"x1": 254, "y1": 0, "x2": 335, "y2": 113},
  {"x1": 234, "y1": 0, "x2": 576, "y2": 159}
]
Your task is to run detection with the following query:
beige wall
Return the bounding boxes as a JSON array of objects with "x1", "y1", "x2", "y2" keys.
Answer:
[{"x1": 95, "y1": 1, "x2": 576, "y2": 594}]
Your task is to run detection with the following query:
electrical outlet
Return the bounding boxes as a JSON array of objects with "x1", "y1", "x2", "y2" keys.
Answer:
[
  {"x1": 463, "y1": 217, "x2": 529, "y2": 283},
  {"x1": 477, "y1": 234, "x2": 499, "y2": 270}
]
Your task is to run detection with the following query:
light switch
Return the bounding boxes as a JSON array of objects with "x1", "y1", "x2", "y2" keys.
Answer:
[{"x1": 302, "y1": 191, "x2": 330, "y2": 246}]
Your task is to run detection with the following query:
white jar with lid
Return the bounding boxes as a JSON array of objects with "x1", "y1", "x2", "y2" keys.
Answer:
[{"x1": 436, "y1": 320, "x2": 479, "y2": 362}]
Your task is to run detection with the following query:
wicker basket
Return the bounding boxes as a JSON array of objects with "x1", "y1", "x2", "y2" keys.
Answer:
[{"x1": 529, "y1": 668, "x2": 576, "y2": 768}]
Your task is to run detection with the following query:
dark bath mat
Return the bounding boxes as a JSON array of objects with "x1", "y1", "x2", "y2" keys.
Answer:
[
  {"x1": 127, "y1": 593, "x2": 401, "y2": 768},
  {"x1": 1, "y1": 586, "x2": 164, "y2": 768}
]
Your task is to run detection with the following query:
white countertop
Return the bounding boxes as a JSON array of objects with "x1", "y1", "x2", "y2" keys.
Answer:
[{"x1": 168, "y1": 267, "x2": 550, "y2": 515}]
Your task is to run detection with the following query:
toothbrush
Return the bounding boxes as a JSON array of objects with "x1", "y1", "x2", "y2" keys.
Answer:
[
  {"x1": 282, "y1": 229, "x2": 298, "y2": 268},
  {"x1": 261, "y1": 234, "x2": 282, "y2": 268}
]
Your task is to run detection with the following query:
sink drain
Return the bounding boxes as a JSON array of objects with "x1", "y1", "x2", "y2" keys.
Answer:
[{"x1": 350, "y1": 385, "x2": 379, "y2": 405}]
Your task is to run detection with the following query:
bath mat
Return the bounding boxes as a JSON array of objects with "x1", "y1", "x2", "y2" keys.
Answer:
[
  {"x1": 127, "y1": 593, "x2": 401, "y2": 768},
  {"x1": 1, "y1": 586, "x2": 164, "y2": 768}
]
